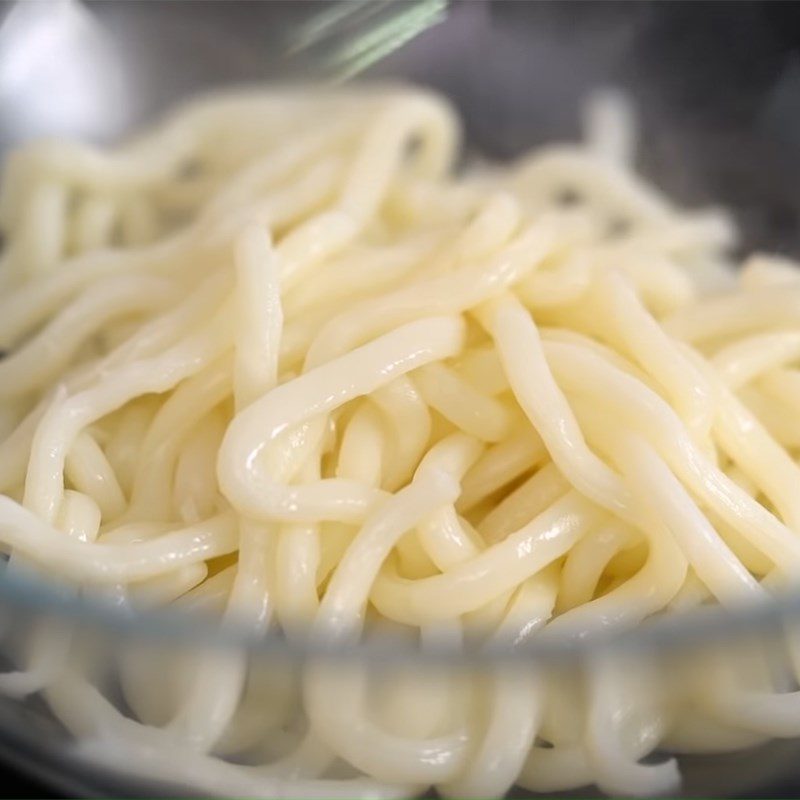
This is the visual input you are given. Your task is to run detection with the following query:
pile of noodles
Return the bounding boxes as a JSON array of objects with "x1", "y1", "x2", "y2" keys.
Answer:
[{"x1": 0, "y1": 85, "x2": 799, "y2": 797}]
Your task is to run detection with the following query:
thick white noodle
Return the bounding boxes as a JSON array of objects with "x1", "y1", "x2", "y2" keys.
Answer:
[{"x1": 0, "y1": 83, "x2": 797, "y2": 798}]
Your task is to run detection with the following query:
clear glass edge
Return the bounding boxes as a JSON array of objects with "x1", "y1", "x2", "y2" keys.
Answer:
[{"x1": 0, "y1": 565, "x2": 797, "y2": 662}]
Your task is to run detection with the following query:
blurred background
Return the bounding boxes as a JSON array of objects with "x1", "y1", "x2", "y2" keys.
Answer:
[
  {"x1": 3, "y1": 0, "x2": 800, "y2": 257},
  {"x1": 3, "y1": 0, "x2": 800, "y2": 796}
]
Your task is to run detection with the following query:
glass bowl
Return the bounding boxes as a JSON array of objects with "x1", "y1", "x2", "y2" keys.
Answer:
[{"x1": 3, "y1": 1, "x2": 800, "y2": 797}]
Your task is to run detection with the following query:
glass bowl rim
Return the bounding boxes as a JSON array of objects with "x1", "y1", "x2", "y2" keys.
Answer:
[{"x1": 1, "y1": 564, "x2": 799, "y2": 663}]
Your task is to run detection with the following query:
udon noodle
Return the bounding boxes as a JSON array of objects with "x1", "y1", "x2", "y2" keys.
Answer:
[{"x1": 0, "y1": 84, "x2": 799, "y2": 797}]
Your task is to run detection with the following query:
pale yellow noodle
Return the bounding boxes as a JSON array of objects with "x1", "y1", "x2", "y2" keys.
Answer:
[{"x1": 1, "y1": 84, "x2": 800, "y2": 799}]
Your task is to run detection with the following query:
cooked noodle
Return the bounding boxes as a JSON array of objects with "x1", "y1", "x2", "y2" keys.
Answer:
[{"x1": 0, "y1": 84, "x2": 798, "y2": 797}]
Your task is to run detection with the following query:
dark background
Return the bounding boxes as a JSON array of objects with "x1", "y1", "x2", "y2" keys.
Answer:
[{"x1": 2, "y1": 0, "x2": 800, "y2": 797}]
